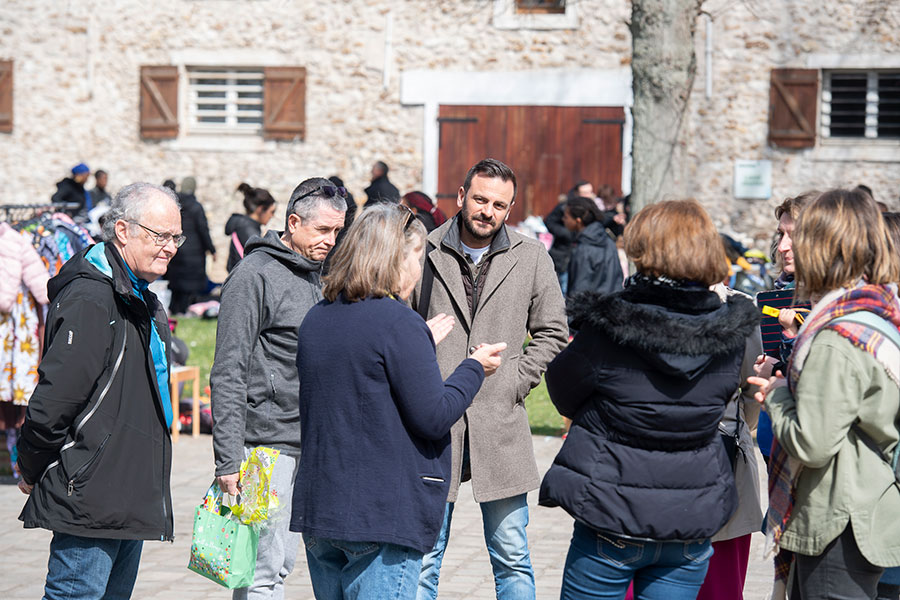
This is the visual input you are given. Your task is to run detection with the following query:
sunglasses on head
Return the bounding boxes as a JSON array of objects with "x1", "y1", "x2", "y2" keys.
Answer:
[
  {"x1": 288, "y1": 185, "x2": 348, "y2": 214},
  {"x1": 399, "y1": 204, "x2": 416, "y2": 231}
]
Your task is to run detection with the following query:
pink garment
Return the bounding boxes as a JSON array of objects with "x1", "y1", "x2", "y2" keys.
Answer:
[
  {"x1": 0, "y1": 223, "x2": 49, "y2": 312},
  {"x1": 695, "y1": 534, "x2": 752, "y2": 600},
  {"x1": 622, "y1": 535, "x2": 751, "y2": 600}
]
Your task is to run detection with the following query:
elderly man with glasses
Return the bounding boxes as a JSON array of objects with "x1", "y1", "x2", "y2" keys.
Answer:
[
  {"x1": 17, "y1": 183, "x2": 182, "y2": 599},
  {"x1": 210, "y1": 177, "x2": 346, "y2": 600}
]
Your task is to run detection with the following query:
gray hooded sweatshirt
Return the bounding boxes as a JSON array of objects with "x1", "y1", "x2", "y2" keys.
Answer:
[{"x1": 211, "y1": 230, "x2": 323, "y2": 476}]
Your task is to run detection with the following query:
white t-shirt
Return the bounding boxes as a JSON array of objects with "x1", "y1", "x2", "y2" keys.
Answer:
[{"x1": 460, "y1": 241, "x2": 490, "y2": 266}]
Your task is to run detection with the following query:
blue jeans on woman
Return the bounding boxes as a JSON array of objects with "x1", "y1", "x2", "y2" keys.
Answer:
[
  {"x1": 560, "y1": 521, "x2": 713, "y2": 600},
  {"x1": 43, "y1": 532, "x2": 143, "y2": 600},
  {"x1": 303, "y1": 534, "x2": 423, "y2": 600}
]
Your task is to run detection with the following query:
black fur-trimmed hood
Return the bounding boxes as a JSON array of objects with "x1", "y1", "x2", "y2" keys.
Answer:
[{"x1": 569, "y1": 282, "x2": 760, "y2": 379}]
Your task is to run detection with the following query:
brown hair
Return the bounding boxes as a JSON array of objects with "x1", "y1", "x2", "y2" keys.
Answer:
[
  {"x1": 883, "y1": 212, "x2": 900, "y2": 249},
  {"x1": 793, "y1": 189, "x2": 900, "y2": 300},
  {"x1": 624, "y1": 199, "x2": 728, "y2": 286},
  {"x1": 322, "y1": 204, "x2": 426, "y2": 302},
  {"x1": 775, "y1": 190, "x2": 819, "y2": 222}
]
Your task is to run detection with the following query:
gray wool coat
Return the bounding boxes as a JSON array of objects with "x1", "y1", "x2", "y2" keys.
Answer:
[{"x1": 412, "y1": 217, "x2": 568, "y2": 503}]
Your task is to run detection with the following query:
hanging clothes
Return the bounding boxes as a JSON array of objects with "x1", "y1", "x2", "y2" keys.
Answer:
[{"x1": 0, "y1": 285, "x2": 41, "y2": 405}]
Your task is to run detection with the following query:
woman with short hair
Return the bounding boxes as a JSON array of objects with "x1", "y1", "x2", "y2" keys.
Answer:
[
  {"x1": 751, "y1": 189, "x2": 900, "y2": 600},
  {"x1": 290, "y1": 203, "x2": 505, "y2": 599},
  {"x1": 540, "y1": 199, "x2": 760, "y2": 599}
]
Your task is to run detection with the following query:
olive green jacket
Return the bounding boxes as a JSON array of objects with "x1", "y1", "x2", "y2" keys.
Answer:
[{"x1": 767, "y1": 329, "x2": 900, "y2": 566}]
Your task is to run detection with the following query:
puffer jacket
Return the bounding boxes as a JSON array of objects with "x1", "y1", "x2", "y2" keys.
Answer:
[
  {"x1": 566, "y1": 221, "x2": 623, "y2": 300},
  {"x1": 17, "y1": 243, "x2": 174, "y2": 540},
  {"x1": 539, "y1": 280, "x2": 760, "y2": 541},
  {"x1": 0, "y1": 223, "x2": 49, "y2": 311}
]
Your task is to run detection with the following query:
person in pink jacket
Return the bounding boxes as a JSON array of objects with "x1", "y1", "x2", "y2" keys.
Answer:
[{"x1": 0, "y1": 223, "x2": 49, "y2": 311}]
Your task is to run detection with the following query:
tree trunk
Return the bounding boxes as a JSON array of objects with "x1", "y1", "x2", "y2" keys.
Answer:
[{"x1": 630, "y1": 0, "x2": 704, "y2": 215}]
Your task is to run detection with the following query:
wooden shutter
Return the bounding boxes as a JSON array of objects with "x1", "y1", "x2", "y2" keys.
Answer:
[
  {"x1": 140, "y1": 65, "x2": 179, "y2": 139},
  {"x1": 263, "y1": 67, "x2": 306, "y2": 141},
  {"x1": 768, "y1": 68, "x2": 818, "y2": 149},
  {"x1": 0, "y1": 60, "x2": 12, "y2": 133}
]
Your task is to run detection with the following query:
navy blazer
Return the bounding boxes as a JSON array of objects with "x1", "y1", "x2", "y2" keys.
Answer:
[{"x1": 290, "y1": 295, "x2": 484, "y2": 553}]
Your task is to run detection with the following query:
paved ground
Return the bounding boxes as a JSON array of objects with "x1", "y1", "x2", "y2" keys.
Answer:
[{"x1": 1, "y1": 434, "x2": 772, "y2": 599}]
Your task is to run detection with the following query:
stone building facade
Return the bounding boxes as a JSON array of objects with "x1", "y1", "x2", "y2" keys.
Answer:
[{"x1": 1, "y1": 0, "x2": 898, "y2": 278}]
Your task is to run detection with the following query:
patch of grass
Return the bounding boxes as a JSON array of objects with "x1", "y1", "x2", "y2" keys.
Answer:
[
  {"x1": 172, "y1": 317, "x2": 566, "y2": 436},
  {"x1": 172, "y1": 317, "x2": 218, "y2": 390},
  {"x1": 525, "y1": 377, "x2": 565, "y2": 437}
]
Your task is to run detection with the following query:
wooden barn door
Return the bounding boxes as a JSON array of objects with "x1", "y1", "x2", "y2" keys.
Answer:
[{"x1": 436, "y1": 105, "x2": 625, "y2": 224}]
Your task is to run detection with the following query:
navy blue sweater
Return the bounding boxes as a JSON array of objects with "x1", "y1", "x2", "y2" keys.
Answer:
[{"x1": 289, "y1": 295, "x2": 485, "y2": 553}]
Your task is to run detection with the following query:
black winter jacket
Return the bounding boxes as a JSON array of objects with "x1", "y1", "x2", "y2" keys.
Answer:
[
  {"x1": 539, "y1": 281, "x2": 759, "y2": 541},
  {"x1": 364, "y1": 175, "x2": 400, "y2": 206},
  {"x1": 166, "y1": 193, "x2": 215, "y2": 293},
  {"x1": 566, "y1": 221, "x2": 623, "y2": 300},
  {"x1": 544, "y1": 202, "x2": 574, "y2": 275},
  {"x1": 224, "y1": 213, "x2": 261, "y2": 272},
  {"x1": 18, "y1": 243, "x2": 174, "y2": 540},
  {"x1": 51, "y1": 177, "x2": 89, "y2": 213}
]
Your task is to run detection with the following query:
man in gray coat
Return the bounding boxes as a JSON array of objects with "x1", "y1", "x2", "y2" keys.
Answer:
[
  {"x1": 414, "y1": 159, "x2": 568, "y2": 600},
  {"x1": 211, "y1": 177, "x2": 346, "y2": 600}
]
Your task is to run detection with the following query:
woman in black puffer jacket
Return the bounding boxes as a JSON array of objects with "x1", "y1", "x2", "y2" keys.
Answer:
[{"x1": 539, "y1": 199, "x2": 760, "y2": 600}]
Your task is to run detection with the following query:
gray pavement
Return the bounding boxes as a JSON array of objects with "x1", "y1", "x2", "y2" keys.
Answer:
[{"x1": 1, "y1": 435, "x2": 772, "y2": 599}]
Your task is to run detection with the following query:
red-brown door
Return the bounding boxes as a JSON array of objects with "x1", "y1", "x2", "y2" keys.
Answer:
[{"x1": 436, "y1": 105, "x2": 625, "y2": 224}]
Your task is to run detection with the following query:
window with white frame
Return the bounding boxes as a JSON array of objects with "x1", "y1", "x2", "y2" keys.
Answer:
[
  {"x1": 821, "y1": 70, "x2": 900, "y2": 139},
  {"x1": 187, "y1": 67, "x2": 264, "y2": 134}
]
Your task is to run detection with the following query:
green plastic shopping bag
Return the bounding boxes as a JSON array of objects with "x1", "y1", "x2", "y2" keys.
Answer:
[{"x1": 187, "y1": 484, "x2": 259, "y2": 588}]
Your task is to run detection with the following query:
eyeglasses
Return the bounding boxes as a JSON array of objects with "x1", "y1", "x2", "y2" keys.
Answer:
[
  {"x1": 399, "y1": 204, "x2": 416, "y2": 231},
  {"x1": 131, "y1": 221, "x2": 186, "y2": 248}
]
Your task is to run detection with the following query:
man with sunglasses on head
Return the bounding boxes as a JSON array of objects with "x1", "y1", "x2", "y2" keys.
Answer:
[
  {"x1": 211, "y1": 177, "x2": 346, "y2": 600},
  {"x1": 17, "y1": 183, "x2": 182, "y2": 599}
]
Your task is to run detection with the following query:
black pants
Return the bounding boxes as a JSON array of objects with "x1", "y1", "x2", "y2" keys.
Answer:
[
  {"x1": 169, "y1": 290, "x2": 195, "y2": 315},
  {"x1": 791, "y1": 523, "x2": 884, "y2": 600}
]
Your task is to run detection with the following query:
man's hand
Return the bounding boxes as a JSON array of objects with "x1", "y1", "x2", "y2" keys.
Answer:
[
  {"x1": 216, "y1": 473, "x2": 240, "y2": 495},
  {"x1": 18, "y1": 480, "x2": 33, "y2": 495},
  {"x1": 426, "y1": 313, "x2": 455, "y2": 346}
]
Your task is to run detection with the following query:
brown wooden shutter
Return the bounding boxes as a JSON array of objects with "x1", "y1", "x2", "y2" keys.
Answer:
[
  {"x1": 263, "y1": 67, "x2": 306, "y2": 141},
  {"x1": 0, "y1": 60, "x2": 13, "y2": 133},
  {"x1": 140, "y1": 65, "x2": 179, "y2": 139},
  {"x1": 768, "y1": 68, "x2": 818, "y2": 149}
]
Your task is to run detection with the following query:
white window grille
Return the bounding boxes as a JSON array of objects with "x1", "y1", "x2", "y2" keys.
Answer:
[
  {"x1": 187, "y1": 67, "x2": 264, "y2": 134},
  {"x1": 821, "y1": 70, "x2": 900, "y2": 139}
]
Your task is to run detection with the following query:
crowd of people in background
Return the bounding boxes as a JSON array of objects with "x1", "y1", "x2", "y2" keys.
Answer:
[{"x1": 12, "y1": 156, "x2": 900, "y2": 600}]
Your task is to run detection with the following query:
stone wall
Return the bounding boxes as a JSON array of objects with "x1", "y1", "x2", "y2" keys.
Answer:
[{"x1": 1, "y1": 0, "x2": 897, "y2": 277}]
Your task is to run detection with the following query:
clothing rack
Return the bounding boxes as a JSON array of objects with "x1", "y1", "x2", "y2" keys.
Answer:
[{"x1": 0, "y1": 202, "x2": 80, "y2": 224}]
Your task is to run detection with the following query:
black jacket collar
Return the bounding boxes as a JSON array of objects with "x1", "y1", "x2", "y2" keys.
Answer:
[{"x1": 569, "y1": 282, "x2": 760, "y2": 357}]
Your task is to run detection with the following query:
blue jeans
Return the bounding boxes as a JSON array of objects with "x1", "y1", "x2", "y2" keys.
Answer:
[
  {"x1": 560, "y1": 522, "x2": 712, "y2": 600},
  {"x1": 417, "y1": 494, "x2": 535, "y2": 600},
  {"x1": 43, "y1": 532, "x2": 143, "y2": 600},
  {"x1": 303, "y1": 534, "x2": 422, "y2": 600}
]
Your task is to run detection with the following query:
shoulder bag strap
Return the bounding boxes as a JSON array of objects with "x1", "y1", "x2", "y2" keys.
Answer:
[
  {"x1": 416, "y1": 242, "x2": 435, "y2": 321},
  {"x1": 231, "y1": 231, "x2": 245, "y2": 259},
  {"x1": 831, "y1": 311, "x2": 900, "y2": 483}
]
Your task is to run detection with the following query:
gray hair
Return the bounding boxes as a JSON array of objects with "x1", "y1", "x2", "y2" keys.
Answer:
[
  {"x1": 100, "y1": 182, "x2": 180, "y2": 242},
  {"x1": 285, "y1": 177, "x2": 347, "y2": 230}
]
